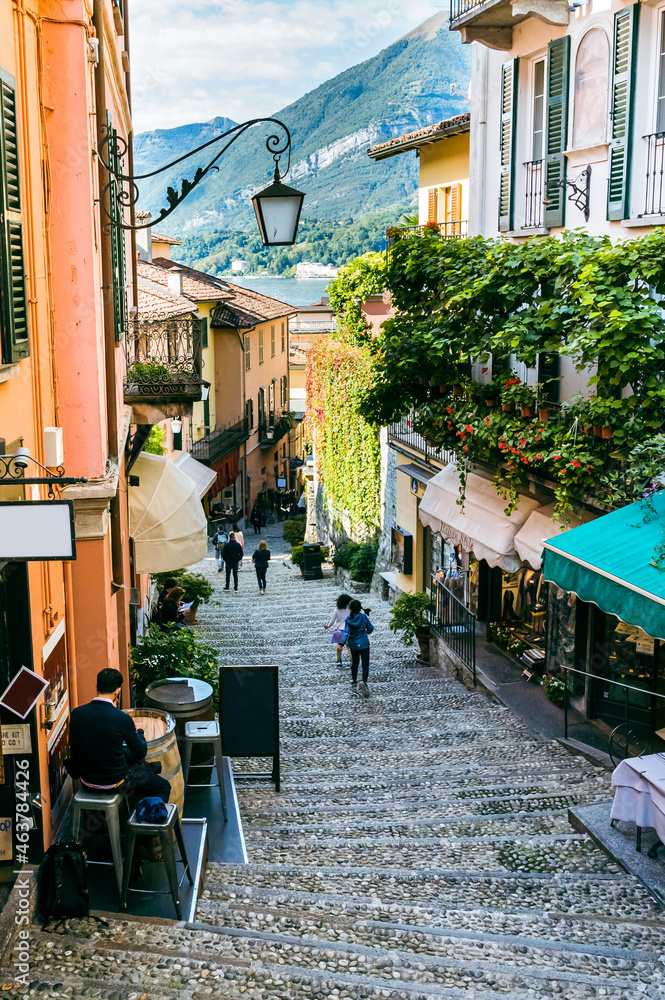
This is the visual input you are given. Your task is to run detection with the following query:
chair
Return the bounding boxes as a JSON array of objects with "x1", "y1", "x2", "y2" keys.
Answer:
[
  {"x1": 181, "y1": 720, "x2": 228, "y2": 820},
  {"x1": 71, "y1": 789, "x2": 126, "y2": 897},
  {"x1": 121, "y1": 802, "x2": 193, "y2": 919}
]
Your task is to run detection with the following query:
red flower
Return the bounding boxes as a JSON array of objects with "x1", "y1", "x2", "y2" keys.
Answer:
[
  {"x1": 484, "y1": 417, "x2": 490, "y2": 426},
  {"x1": 505, "y1": 378, "x2": 521, "y2": 387},
  {"x1": 465, "y1": 424, "x2": 473, "y2": 433},
  {"x1": 571, "y1": 460, "x2": 581, "y2": 468},
  {"x1": 463, "y1": 445, "x2": 469, "y2": 451},
  {"x1": 519, "y1": 439, "x2": 526, "y2": 447},
  {"x1": 481, "y1": 367, "x2": 488, "y2": 374},
  {"x1": 536, "y1": 454, "x2": 543, "y2": 461},
  {"x1": 552, "y1": 454, "x2": 561, "y2": 461},
  {"x1": 446, "y1": 407, "x2": 452, "y2": 415}
]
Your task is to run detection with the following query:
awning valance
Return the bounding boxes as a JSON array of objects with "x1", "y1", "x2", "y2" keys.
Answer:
[
  {"x1": 174, "y1": 453, "x2": 218, "y2": 499},
  {"x1": 542, "y1": 492, "x2": 665, "y2": 640},
  {"x1": 418, "y1": 465, "x2": 541, "y2": 572},
  {"x1": 129, "y1": 453, "x2": 207, "y2": 574},
  {"x1": 514, "y1": 503, "x2": 596, "y2": 571}
]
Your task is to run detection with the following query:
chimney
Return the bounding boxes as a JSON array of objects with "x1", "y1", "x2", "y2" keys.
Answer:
[
  {"x1": 135, "y1": 211, "x2": 152, "y2": 262},
  {"x1": 167, "y1": 271, "x2": 184, "y2": 296}
]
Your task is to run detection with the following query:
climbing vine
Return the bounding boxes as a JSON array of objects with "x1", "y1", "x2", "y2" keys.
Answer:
[
  {"x1": 306, "y1": 338, "x2": 381, "y2": 539},
  {"x1": 327, "y1": 252, "x2": 387, "y2": 346}
]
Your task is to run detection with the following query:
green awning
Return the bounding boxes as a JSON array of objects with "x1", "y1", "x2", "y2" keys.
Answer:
[{"x1": 542, "y1": 492, "x2": 665, "y2": 640}]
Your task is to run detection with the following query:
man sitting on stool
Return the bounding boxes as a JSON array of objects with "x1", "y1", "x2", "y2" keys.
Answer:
[{"x1": 69, "y1": 668, "x2": 171, "y2": 803}]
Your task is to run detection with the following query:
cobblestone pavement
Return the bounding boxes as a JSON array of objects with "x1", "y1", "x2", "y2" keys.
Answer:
[{"x1": 10, "y1": 526, "x2": 665, "y2": 998}]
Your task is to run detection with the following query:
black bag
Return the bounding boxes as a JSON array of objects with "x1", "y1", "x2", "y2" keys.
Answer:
[{"x1": 36, "y1": 842, "x2": 90, "y2": 926}]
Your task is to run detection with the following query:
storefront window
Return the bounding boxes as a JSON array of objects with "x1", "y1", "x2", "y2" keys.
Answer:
[
  {"x1": 500, "y1": 568, "x2": 547, "y2": 632},
  {"x1": 547, "y1": 586, "x2": 577, "y2": 671},
  {"x1": 591, "y1": 614, "x2": 659, "y2": 728}
]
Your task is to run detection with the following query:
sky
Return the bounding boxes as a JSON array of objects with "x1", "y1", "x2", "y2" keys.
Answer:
[{"x1": 130, "y1": 0, "x2": 439, "y2": 133}]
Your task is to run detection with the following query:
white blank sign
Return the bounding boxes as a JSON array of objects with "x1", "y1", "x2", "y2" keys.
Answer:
[{"x1": 0, "y1": 501, "x2": 75, "y2": 560}]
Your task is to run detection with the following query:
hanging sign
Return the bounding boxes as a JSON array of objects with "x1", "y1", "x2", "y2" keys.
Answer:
[
  {"x1": 0, "y1": 501, "x2": 76, "y2": 560},
  {"x1": 0, "y1": 667, "x2": 49, "y2": 719}
]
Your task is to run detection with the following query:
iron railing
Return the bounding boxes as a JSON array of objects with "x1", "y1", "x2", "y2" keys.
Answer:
[
  {"x1": 259, "y1": 411, "x2": 293, "y2": 448},
  {"x1": 124, "y1": 315, "x2": 202, "y2": 404},
  {"x1": 190, "y1": 416, "x2": 249, "y2": 465},
  {"x1": 450, "y1": 0, "x2": 490, "y2": 21},
  {"x1": 643, "y1": 132, "x2": 665, "y2": 216},
  {"x1": 430, "y1": 575, "x2": 477, "y2": 682},
  {"x1": 523, "y1": 159, "x2": 543, "y2": 228},
  {"x1": 289, "y1": 320, "x2": 337, "y2": 333},
  {"x1": 389, "y1": 412, "x2": 456, "y2": 466},
  {"x1": 386, "y1": 221, "x2": 467, "y2": 263}
]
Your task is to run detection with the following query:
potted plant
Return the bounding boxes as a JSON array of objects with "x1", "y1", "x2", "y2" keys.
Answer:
[
  {"x1": 130, "y1": 623, "x2": 220, "y2": 704},
  {"x1": 153, "y1": 570, "x2": 213, "y2": 623},
  {"x1": 542, "y1": 673, "x2": 566, "y2": 706},
  {"x1": 389, "y1": 591, "x2": 431, "y2": 663},
  {"x1": 500, "y1": 375, "x2": 523, "y2": 413},
  {"x1": 503, "y1": 380, "x2": 538, "y2": 418}
]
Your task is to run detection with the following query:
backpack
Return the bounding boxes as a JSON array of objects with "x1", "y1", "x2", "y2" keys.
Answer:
[{"x1": 36, "y1": 842, "x2": 90, "y2": 926}]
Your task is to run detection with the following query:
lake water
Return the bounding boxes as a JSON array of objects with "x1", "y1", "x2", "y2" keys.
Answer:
[{"x1": 224, "y1": 276, "x2": 331, "y2": 308}]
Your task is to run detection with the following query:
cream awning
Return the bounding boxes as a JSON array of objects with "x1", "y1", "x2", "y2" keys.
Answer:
[
  {"x1": 513, "y1": 503, "x2": 596, "y2": 571},
  {"x1": 129, "y1": 453, "x2": 208, "y2": 574},
  {"x1": 174, "y1": 453, "x2": 218, "y2": 499},
  {"x1": 418, "y1": 464, "x2": 541, "y2": 573}
]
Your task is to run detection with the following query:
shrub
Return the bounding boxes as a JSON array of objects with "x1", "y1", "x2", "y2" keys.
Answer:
[
  {"x1": 130, "y1": 624, "x2": 219, "y2": 704},
  {"x1": 389, "y1": 591, "x2": 431, "y2": 645},
  {"x1": 153, "y1": 570, "x2": 213, "y2": 606},
  {"x1": 334, "y1": 540, "x2": 378, "y2": 583},
  {"x1": 333, "y1": 541, "x2": 359, "y2": 570},
  {"x1": 144, "y1": 425, "x2": 166, "y2": 455},
  {"x1": 542, "y1": 673, "x2": 566, "y2": 705},
  {"x1": 283, "y1": 515, "x2": 307, "y2": 546}
]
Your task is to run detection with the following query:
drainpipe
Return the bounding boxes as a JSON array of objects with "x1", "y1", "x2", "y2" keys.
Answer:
[{"x1": 92, "y1": 0, "x2": 124, "y2": 585}]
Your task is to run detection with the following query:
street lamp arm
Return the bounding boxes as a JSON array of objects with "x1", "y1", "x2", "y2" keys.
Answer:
[{"x1": 99, "y1": 117, "x2": 293, "y2": 232}]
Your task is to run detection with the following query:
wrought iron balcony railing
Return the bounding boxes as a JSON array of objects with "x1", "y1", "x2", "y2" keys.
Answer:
[
  {"x1": 124, "y1": 315, "x2": 203, "y2": 405},
  {"x1": 389, "y1": 412, "x2": 456, "y2": 466},
  {"x1": 259, "y1": 411, "x2": 294, "y2": 448},
  {"x1": 386, "y1": 221, "x2": 467, "y2": 264},
  {"x1": 643, "y1": 132, "x2": 665, "y2": 217},
  {"x1": 190, "y1": 417, "x2": 249, "y2": 465},
  {"x1": 289, "y1": 320, "x2": 337, "y2": 333},
  {"x1": 450, "y1": 0, "x2": 490, "y2": 20},
  {"x1": 523, "y1": 159, "x2": 544, "y2": 229}
]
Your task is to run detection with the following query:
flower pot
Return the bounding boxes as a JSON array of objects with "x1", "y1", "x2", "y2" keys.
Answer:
[
  {"x1": 601, "y1": 426, "x2": 614, "y2": 440},
  {"x1": 438, "y1": 384, "x2": 449, "y2": 394},
  {"x1": 502, "y1": 402, "x2": 515, "y2": 413},
  {"x1": 582, "y1": 426, "x2": 593, "y2": 437},
  {"x1": 452, "y1": 384, "x2": 464, "y2": 397},
  {"x1": 538, "y1": 406, "x2": 552, "y2": 423},
  {"x1": 593, "y1": 425, "x2": 602, "y2": 437},
  {"x1": 415, "y1": 627, "x2": 430, "y2": 664},
  {"x1": 520, "y1": 404, "x2": 535, "y2": 419},
  {"x1": 485, "y1": 398, "x2": 496, "y2": 408}
]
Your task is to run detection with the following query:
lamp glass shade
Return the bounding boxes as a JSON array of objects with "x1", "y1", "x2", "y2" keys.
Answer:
[
  {"x1": 171, "y1": 417, "x2": 182, "y2": 434},
  {"x1": 252, "y1": 179, "x2": 305, "y2": 246}
]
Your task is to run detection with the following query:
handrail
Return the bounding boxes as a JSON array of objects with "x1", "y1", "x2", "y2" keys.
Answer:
[
  {"x1": 560, "y1": 663, "x2": 665, "y2": 741},
  {"x1": 430, "y1": 575, "x2": 477, "y2": 683}
]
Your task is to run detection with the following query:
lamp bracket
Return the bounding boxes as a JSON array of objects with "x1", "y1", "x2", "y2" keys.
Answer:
[
  {"x1": 0, "y1": 455, "x2": 88, "y2": 499},
  {"x1": 98, "y1": 118, "x2": 292, "y2": 232},
  {"x1": 545, "y1": 164, "x2": 591, "y2": 222}
]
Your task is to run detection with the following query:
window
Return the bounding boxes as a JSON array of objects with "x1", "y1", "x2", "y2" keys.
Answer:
[
  {"x1": 0, "y1": 73, "x2": 29, "y2": 365},
  {"x1": 244, "y1": 332, "x2": 251, "y2": 370},
  {"x1": 259, "y1": 329, "x2": 264, "y2": 364},
  {"x1": 524, "y1": 59, "x2": 546, "y2": 229},
  {"x1": 608, "y1": 6, "x2": 638, "y2": 220},
  {"x1": 258, "y1": 387, "x2": 266, "y2": 429},
  {"x1": 543, "y1": 37, "x2": 571, "y2": 229},
  {"x1": 245, "y1": 398, "x2": 253, "y2": 429},
  {"x1": 532, "y1": 60, "x2": 545, "y2": 160},
  {"x1": 499, "y1": 58, "x2": 519, "y2": 232},
  {"x1": 280, "y1": 375, "x2": 288, "y2": 406},
  {"x1": 427, "y1": 185, "x2": 463, "y2": 233},
  {"x1": 200, "y1": 317, "x2": 208, "y2": 348},
  {"x1": 572, "y1": 29, "x2": 610, "y2": 148},
  {"x1": 268, "y1": 382, "x2": 275, "y2": 426},
  {"x1": 271, "y1": 324, "x2": 275, "y2": 357},
  {"x1": 658, "y1": 15, "x2": 665, "y2": 133},
  {"x1": 281, "y1": 321, "x2": 285, "y2": 352},
  {"x1": 106, "y1": 111, "x2": 127, "y2": 342}
]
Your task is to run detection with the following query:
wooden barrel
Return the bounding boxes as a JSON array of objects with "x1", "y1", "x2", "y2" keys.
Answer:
[
  {"x1": 124, "y1": 708, "x2": 185, "y2": 818},
  {"x1": 145, "y1": 678, "x2": 215, "y2": 783}
]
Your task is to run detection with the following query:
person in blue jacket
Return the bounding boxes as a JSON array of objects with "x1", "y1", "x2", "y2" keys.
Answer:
[{"x1": 340, "y1": 599, "x2": 374, "y2": 697}]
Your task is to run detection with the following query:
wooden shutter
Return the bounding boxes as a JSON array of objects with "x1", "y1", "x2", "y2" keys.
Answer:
[
  {"x1": 608, "y1": 5, "x2": 639, "y2": 220},
  {"x1": 427, "y1": 188, "x2": 438, "y2": 223},
  {"x1": 499, "y1": 59, "x2": 519, "y2": 232},
  {"x1": 200, "y1": 317, "x2": 208, "y2": 348},
  {"x1": 537, "y1": 352, "x2": 560, "y2": 404},
  {"x1": 544, "y1": 37, "x2": 570, "y2": 229},
  {"x1": 0, "y1": 79, "x2": 29, "y2": 364},
  {"x1": 450, "y1": 183, "x2": 462, "y2": 234}
]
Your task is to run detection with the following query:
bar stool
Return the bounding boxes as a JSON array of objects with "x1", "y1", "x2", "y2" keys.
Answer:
[
  {"x1": 181, "y1": 720, "x2": 228, "y2": 820},
  {"x1": 121, "y1": 803, "x2": 193, "y2": 919},
  {"x1": 71, "y1": 789, "x2": 125, "y2": 896}
]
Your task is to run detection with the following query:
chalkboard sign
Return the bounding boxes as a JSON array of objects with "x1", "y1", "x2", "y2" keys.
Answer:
[{"x1": 219, "y1": 664, "x2": 280, "y2": 791}]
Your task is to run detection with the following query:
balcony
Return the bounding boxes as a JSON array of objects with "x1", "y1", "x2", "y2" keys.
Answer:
[
  {"x1": 449, "y1": 0, "x2": 568, "y2": 50},
  {"x1": 190, "y1": 417, "x2": 249, "y2": 466},
  {"x1": 643, "y1": 132, "x2": 665, "y2": 218},
  {"x1": 259, "y1": 411, "x2": 295, "y2": 448},
  {"x1": 523, "y1": 159, "x2": 544, "y2": 229},
  {"x1": 124, "y1": 315, "x2": 203, "y2": 407},
  {"x1": 389, "y1": 412, "x2": 456, "y2": 466},
  {"x1": 386, "y1": 221, "x2": 467, "y2": 264},
  {"x1": 289, "y1": 320, "x2": 337, "y2": 334}
]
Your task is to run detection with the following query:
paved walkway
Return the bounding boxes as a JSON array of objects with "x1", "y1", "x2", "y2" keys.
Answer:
[{"x1": 11, "y1": 526, "x2": 665, "y2": 998}]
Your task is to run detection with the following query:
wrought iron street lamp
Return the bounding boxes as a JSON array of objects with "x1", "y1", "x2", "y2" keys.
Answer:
[{"x1": 99, "y1": 118, "x2": 305, "y2": 245}]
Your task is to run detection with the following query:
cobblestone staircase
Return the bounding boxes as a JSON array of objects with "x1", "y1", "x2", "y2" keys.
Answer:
[{"x1": 9, "y1": 529, "x2": 665, "y2": 999}]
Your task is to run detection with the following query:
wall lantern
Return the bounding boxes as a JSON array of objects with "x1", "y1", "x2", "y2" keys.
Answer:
[{"x1": 252, "y1": 167, "x2": 305, "y2": 247}]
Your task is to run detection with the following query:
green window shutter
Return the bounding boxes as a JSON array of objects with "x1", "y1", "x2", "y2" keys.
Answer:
[
  {"x1": 608, "y1": 5, "x2": 639, "y2": 221},
  {"x1": 499, "y1": 58, "x2": 519, "y2": 233},
  {"x1": 0, "y1": 79, "x2": 29, "y2": 364},
  {"x1": 543, "y1": 37, "x2": 570, "y2": 229},
  {"x1": 106, "y1": 111, "x2": 127, "y2": 341},
  {"x1": 492, "y1": 354, "x2": 510, "y2": 377},
  {"x1": 537, "y1": 352, "x2": 560, "y2": 404},
  {"x1": 200, "y1": 317, "x2": 208, "y2": 348}
]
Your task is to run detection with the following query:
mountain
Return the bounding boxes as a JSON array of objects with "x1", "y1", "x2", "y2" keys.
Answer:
[{"x1": 133, "y1": 13, "x2": 471, "y2": 236}]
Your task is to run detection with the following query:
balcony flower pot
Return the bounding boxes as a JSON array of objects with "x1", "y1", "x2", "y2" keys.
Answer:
[
  {"x1": 520, "y1": 404, "x2": 535, "y2": 419},
  {"x1": 502, "y1": 402, "x2": 515, "y2": 413},
  {"x1": 538, "y1": 405, "x2": 553, "y2": 423},
  {"x1": 582, "y1": 425, "x2": 593, "y2": 437},
  {"x1": 485, "y1": 397, "x2": 496, "y2": 409},
  {"x1": 601, "y1": 426, "x2": 614, "y2": 440},
  {"x1": 415, "y1": 626, "x2": 430, "y2": 664},
  {"x1": 438, "y1": 384, "x2": 449, "y2": 394},
  {"x1": 593, "y1": 425, "x2": 602, "y2": 437},
  {"x1": 452, "y1": 384, "x2": 464, "y2": 397}
]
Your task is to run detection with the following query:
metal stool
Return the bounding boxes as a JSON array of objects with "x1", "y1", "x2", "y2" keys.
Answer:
[
  {"x1": 71, "y1": 789, "x2": 125, "y2": 896},
  {"x1": 121, "y1": 803, "x2": 193, "y2": 919},
  {"x1": 182, "y1": 721, "x2": 228, "y2": 820}
]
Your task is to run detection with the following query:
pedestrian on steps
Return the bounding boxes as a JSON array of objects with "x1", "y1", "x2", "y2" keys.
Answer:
[
  {"x1": 324, "y1": 593, "x2": 352, "y2": 666},
  {"x1": 250, "y1": 507, "x2": 262, "y2": 535},
  {"x1": 233, "y1": 522, "x2": 245, "y2": 566},
  {"x1": 252, "y1": 540, "x2": 271, "y2": 594},
  {"x1": 222, "y1": 533, "x2": 243, "y2": 591},
  {"x1": 212, "y1": 526, "x2": 228, "y2": 571},
  {"x1": 340, "y1": 599, "x2": 374, "y2": 696}
]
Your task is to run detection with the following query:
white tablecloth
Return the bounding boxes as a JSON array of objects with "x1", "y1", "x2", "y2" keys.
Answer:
[{"x1": 611, "y1": 754, "x2": 665, "y2": 842}]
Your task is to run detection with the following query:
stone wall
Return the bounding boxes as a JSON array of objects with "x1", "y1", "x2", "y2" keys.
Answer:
[{"x1": 371, "y1": 430, "x2": 397, "y2": 596}]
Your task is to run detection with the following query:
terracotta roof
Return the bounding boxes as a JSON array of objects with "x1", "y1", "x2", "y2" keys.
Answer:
[
  {"x1": 368, "y1": 113, "x2": 471, "y2": 161},
  {"x1": 136, "y1": 276, "x2": 198, "y2": 320},
  {"x1": 138, "y1": 260, "x2": 228, "y2": 303},
  {"x1": 210, "y1": 280, "x2": 297, "y2": 329},
  {"x1": 151, "y1": 231, "x2": 183, "y2": 246},
  {"x1": 289, "y1": 345, "x2": 309, "y2": 366}
]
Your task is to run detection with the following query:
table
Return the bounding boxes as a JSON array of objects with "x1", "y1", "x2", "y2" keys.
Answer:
[{"x1": 610, "y1": 753, "x2": 665, "y2": 852}]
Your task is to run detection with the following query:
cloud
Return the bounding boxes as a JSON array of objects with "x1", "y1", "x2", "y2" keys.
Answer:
[{"x1": 130, "y1": 0, "x2": 435, "y2": 131}]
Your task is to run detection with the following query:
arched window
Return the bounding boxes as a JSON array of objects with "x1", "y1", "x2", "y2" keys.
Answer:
[{"x1": 572, "y1": 29, "x2": 610, "y2": 148}]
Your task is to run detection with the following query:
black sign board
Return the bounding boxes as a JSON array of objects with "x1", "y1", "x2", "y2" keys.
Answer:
[{"x1": 219, "y1": 664, "x2": 280, "y2": 791}]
